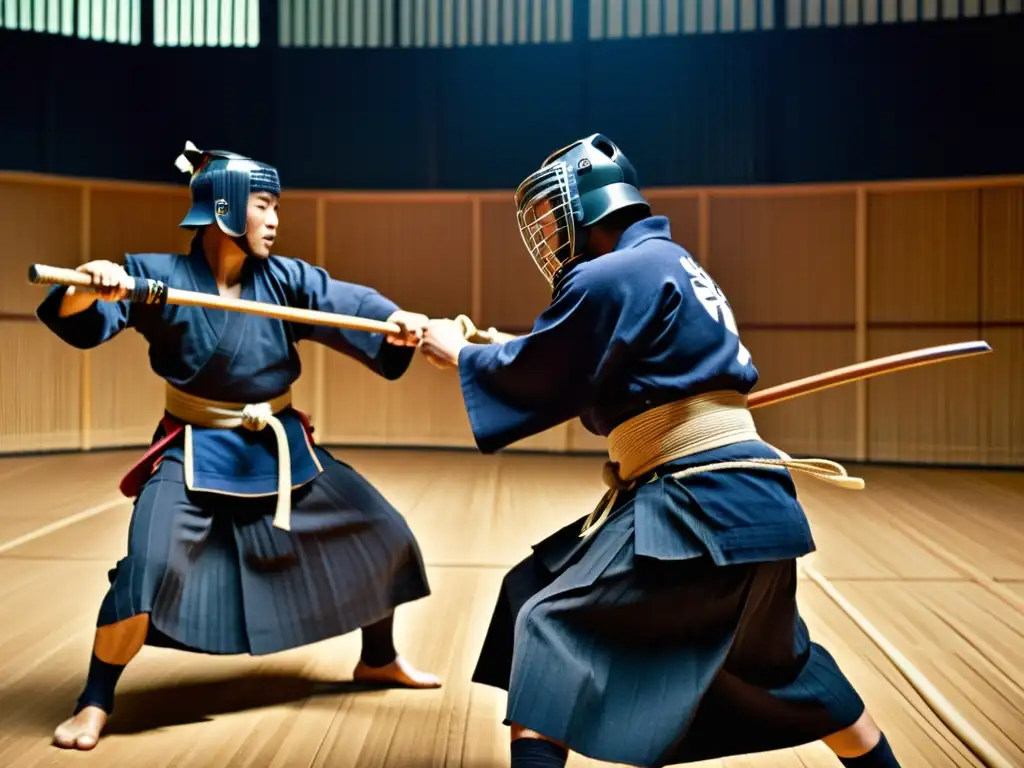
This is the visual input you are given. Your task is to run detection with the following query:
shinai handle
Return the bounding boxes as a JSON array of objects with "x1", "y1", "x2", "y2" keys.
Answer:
[
  {"x1": 29, "y1": 264, "x2": 118, "y2": 289},
  {"x1": 28, "y1": 262, "x2": 402, "y2": 335}
]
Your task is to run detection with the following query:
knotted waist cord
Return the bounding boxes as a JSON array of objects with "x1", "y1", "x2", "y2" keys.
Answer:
[
  {"x1": 164, "y1": 383, "x2": 294, "y2": 531},
  {"x1": 581, "y1": 391, "x2": 864, "y2": 538}
]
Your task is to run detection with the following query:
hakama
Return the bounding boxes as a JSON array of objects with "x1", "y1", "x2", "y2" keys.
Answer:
[
  {"x1": 471, "y1": 445, "x2": 865, "y2": 767},
  {"x1": 101, "y1": 448, "x2": 429, "y2": 656}
]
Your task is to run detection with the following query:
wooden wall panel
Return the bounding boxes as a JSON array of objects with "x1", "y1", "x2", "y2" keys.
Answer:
[
  {"x1": 1, "y1": 175, "x2": 1021, "y2": 468},
  {"x1": 745, "y1": 330, "x2": 858, "y2": 459},
  {"x1": 0, "y1": 322, "x2": 81, "y2": 453},
  {"x1": 867, "y1": 329, "x2": 993, "y2": 465},
  {"x1": 390, "y1": 358, "x2": 467, "y2": 447},
  {"x1": 274, "y1": 197, "x2": 318, "y2": 264},
  {"x1": 0, "y1": 182, "x2": 81, "y2": 316},
  {"x1": 647, "y1": 195, "x2": 701, "y2": 257},
  {"x1": 980, "y1": 187, "x2": 1024, "y2": 323},
  {"x1": 320, "y1": 354, "x2": 475, "y2": 448},
  {"x1": 88, "y1": 331, "x2": 164, "y2": 448},
  {"x1": 90, "y1": 188, "x2": 192, "y2": 261},
  {"x1": 567, "y1": 419, "x2": 606, "y2": 453},
  {"x1": 478, "y1": 198, "x2": 551, "y2": 331},
  {"x1": 290, "y1": 341, "x2": 320, "y2": 423},
  {"x1": 868, "y1": 190, "x2": 980, "y2": 324},
  {"x1": 977, "y1": 327, "x2": 1024, "y2": 466},
  {"x1": 319, "y1": 355, "x2": 391, "y2": 445},
  {"x1": 708, "y1": 193, "x2": 856, "y2": 327},
  {"x1": 318, "y1": 352, "x2": 569, "y2": 452},
  {"x1": 323, "y1": 200, "x2": 473, "y2": 319},
  {"x1": 510, "y1": 423, "x2": 571, "y2": 453}
]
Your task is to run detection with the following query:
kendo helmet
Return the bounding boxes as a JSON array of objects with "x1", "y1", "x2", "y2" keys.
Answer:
[
  {"x1": 174, "y1": 141, "x2": 281, "y2": 238},
  {"x1": 513, "y1": 134, "x2": 651, "y2": 288}
]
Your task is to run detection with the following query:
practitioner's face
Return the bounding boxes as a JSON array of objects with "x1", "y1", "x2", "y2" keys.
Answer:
[
  {"x1": 533, "y1": 198, "x2": 564, "y2": 254},
  {"x1": 521, "y1": 196, "x2": 571, "y2": 281},
  {"x1": 245, "y1": 192, "x2": 279, "y2": 259}
]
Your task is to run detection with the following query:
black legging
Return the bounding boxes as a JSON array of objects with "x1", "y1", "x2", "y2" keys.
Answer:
[{"x1": 360, "y1": 613, "x2": 397, "y2": 668}]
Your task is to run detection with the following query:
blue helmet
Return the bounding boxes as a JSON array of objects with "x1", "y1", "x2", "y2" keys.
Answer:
[
  {"x1": 513, "y1": 134, "x2": 650, "y2": 287},
  {"x1": 174, "y1": 141, "x2": 281, "y2": 238}
]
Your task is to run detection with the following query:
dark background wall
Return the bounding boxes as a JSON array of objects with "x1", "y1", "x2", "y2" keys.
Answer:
[{"x1": 2, "y1": 6, "x2": 1022, "y2": 190}]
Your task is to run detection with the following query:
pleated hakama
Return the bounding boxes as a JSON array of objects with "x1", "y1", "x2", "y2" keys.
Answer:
[
  {"x1": 97, "y1": 446, "x2": 431, "y2": 656},
  {"x1": 472, "y1": 469, "x2": 866, "y2": 767}
]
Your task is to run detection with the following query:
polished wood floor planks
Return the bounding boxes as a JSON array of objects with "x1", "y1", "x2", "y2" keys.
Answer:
[{"x1": 0, "y1": 448, "x2": 1020, "y2": 767}]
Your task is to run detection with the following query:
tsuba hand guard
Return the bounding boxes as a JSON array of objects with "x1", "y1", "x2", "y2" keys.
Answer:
[
  {"x1": 127, "y1": 278, "x2": 169, "y2": 306},
  {"x1": 454, "y1": 315, "x2": 507, "y2": 344}
]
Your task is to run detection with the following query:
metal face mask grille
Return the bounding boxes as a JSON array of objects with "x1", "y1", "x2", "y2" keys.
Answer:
[{"x1": 514, "y1": 162, "x2": 578, "y2": 286}]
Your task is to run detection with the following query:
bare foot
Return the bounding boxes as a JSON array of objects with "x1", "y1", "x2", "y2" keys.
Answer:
[
  {"x1": 353, "y1": 656, "x2": 442, "y2": 689},
  {"x1": 53, "y1": 706, "x2": 108, "y2": 750}
]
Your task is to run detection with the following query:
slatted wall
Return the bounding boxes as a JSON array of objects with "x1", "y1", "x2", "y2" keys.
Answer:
[
  {"x1": 588, "y1": 0, "x2": 776, "y2": 35},
  {"x1": 154, "y1": 0, "x2": 260, "y2": 45},
  {"x1": 584, "y1": 0, "x2": 1021, "y2": 36},
  {"x1": 2, "y1": 0, "x2": 143, "y2": 43},
  {"x1": 0, "y1": 172, "x2": 1020, "y2": 465},
  {"x1": 278, "y1": 0, "x2": 575, "y2": 47}
]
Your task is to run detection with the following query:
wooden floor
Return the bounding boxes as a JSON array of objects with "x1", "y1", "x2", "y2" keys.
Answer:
[{"x1": 0, "y1": 448, "x2": 1022, "y2": 768}]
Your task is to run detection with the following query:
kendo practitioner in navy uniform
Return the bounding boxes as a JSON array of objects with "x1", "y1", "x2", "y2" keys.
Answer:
[
  {"x1": 420, "y1": 135, "x2": 901, "y2": 768},
  {"x1": 38, "y1": 143, "x2": 440, "y2": 750}
]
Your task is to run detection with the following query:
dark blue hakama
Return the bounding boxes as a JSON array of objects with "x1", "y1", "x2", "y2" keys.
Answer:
[
  {"x1": 101, "y1": 446, "x2": 430, "y2": 656},
  {"x1": 471, "y1": 447, "x2": 866, "y2": 767}
]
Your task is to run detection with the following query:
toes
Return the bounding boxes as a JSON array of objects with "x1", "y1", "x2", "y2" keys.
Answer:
[
  {"x1": 53, "y1": 727, "x2": 78, "y2": 749},
  {"x1": 396, "y1": 658, "x2": 442, "y2": 687},
  {"x1": 75, "y1": 732, "x2": 99, "y2": 750},
  {"x1": 411, "y1": 674, "x2": 443, "y2": 689},
  {"x1": 52, "y1": 709, "x2": 106, "y2": 751},
  {"x1": 352, "y1": 659, "x2": 442, "y2": 688},
  {"x1": 53, "y1": 727, "x2": 100, "y2": 751},
  {"x1": 393, "y1": 667, "x2": 442, "y2": 688},
  {"x1": 53, "y1": 726, "x2": 96, "y2": 751}
]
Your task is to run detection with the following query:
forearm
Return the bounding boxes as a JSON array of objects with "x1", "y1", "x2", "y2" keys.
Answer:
[{"x1": 57, "y1": 287, "x2": 100, "y2": 318}]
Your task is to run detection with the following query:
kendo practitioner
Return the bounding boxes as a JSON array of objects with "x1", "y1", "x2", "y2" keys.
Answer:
[
  {"x1": 419, "y1": 134, "x2": 901, "y2": 768},
  {"x1": 37, "y1": 143, "x2": 440, "y2": 751}
]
